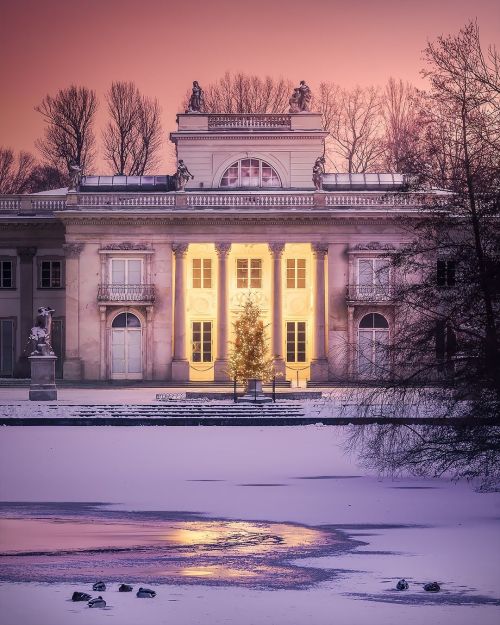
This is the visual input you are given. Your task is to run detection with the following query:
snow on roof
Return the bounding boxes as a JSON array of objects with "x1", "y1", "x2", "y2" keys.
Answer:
[{"x1": 31, "y1": 187, "x2": 68, "y2": 196}]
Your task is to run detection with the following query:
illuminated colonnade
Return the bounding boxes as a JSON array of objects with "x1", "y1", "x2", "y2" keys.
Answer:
[{"x1": 171, "y1": 242, "x2": 327, "y2": 383}]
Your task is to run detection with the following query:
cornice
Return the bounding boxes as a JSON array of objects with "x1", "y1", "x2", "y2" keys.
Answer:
[{"x1": 169, "y1": 134, "x2": 328, "y2": 141}]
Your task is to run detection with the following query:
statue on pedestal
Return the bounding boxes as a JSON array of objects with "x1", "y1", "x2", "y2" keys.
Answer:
[
  {"x1": 69, "y1": 163, "x2": 82, "y2": 191},
  {"x1": 186, "y1": 81, "x2": 204, "y2": 113},
  {"x1": 312, "y1": 156, "x2": 326, "y2": 191},
  {"x1": 174, "y1": 160, "x2": 194, "y2": 191},
  {"x1": 29, "y1": 307, "x2": 55, "y2": 356},
  {"x1": 290, "y1": 81, "x2": 312, "y2": 112}
]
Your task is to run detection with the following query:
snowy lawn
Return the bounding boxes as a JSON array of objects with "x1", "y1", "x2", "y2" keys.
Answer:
[{"x1": 0, "y1": 425, "x2": 499, "y2": 625}]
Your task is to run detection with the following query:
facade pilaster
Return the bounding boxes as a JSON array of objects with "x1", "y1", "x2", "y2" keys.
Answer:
[
  {"x1": 214, "y1": 242, "x2": 231, "y2": 381},
  {"x1": 15, "y1": 246, "x2": 37, "y2": 377},
  {"x1": 310, "y1": 242, "x2": 329, "y2": 382},
  {"x1": 62, "y1": 242, "x2": 84, "y2": 380},
  {"x1": 268, "y1": 242, "x2": 286, "y2": 378},
  {"x1": 171, "y1": 242, "x2": 189, "y2": 381}
]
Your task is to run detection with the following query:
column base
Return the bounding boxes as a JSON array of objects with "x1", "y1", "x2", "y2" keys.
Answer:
[
  {"x1": 214, "y1": 359, "x2": 230, "y2": 382},
  {"x1": 63, "y1": 357, "x2": 83, "y2": 381},
  {"x1": 310, "y1": 358, "x2": 329, "y2": 382},
  {"x1": 273, "y1": 358, "x2": 286, "y2": 380},
  {"x1": 171, "y1": 359, "x2": 190, "y2": 382}
]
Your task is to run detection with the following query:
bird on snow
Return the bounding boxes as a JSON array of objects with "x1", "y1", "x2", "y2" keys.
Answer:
[
  {"x1": 136, "y1": 587, "x2": 156, "y2": 598},
  {"x1": 396, "y1": 579, "x2": 409, "y2": 590},
  {"x1": 424, "y1": 581, "x2": 441, "y2": 592},
  {"x1": 88, "y1": 596, "x2": 106, "y2": 608},
  {"x1": 119, "y1": 584, "x2": 133, "y2": 592},
  {"x1": 92, "y1": 581, "x2": 106, "y2": 592},
  {"x1": 72, "y1": 591, "x2": 91, "y2": 602}
]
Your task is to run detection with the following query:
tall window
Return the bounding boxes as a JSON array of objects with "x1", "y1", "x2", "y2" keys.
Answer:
[
  {"x1": 192, "y1": 321, "x2": 212, "y2": 362},
  {"x1": 0, "y1": 259, "x2": 14, "y2": 288},
  {"x1": 436, "y1": 320, "x2": 456, "y2": 374},
  {"x1": 358, "y1": 313, "x2": 389, "y2": 377},
  {"x1": 358, "y1": 258, "x2": 390, "y2": 296},
  {"x1": 110, "y1": 259, "x2": 142, "y2": 284},
  {"x1": 0, "y1": 319, "x2": 14, "y2": 376},
  {"x1": 193, "y1": 259, "x2": 212, "y2": 288},
  {"x1": 237, "y1": 259, "x2": 262, "y2": 289},
  {"x1": 286, "y1": 321, "x2": 307, "y2": 363},
  {"x1": 40, "y1": 260, "x2": 62, "y2": 288},
  {"x1": 437, "y1": 259, "x2": 456, "y2": 287},
  {"x1": 287, "y1": 259, "x2": 306, "y2": 288},
  {"x1": 220, "y1": 159, "x2": 281, "y2": 188}
]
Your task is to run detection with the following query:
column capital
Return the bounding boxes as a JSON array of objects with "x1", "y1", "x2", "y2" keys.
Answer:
[
  {"x1": 215, "y1": 242, "x2": 231, "y2": 258},
  {"x1": 268, "y1": 242, "x2": 286, "y2": 258},
  {"x1": 17, "y1": 246, "x2": 37, "y2": 260},
  {"x1": 312, "y1": 243, "x2": 329, "y2": 258},
  {"x1": 172, "y1": 242, "x2": 189, "y2": 257},
  {"x1": 63, "y1": 242, "x2": 84, "y2": 258}
]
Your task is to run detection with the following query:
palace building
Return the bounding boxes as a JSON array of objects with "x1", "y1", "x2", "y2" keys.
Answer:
[{"x1": 0, "y1": 110, "x2": 438, "y2": 384}]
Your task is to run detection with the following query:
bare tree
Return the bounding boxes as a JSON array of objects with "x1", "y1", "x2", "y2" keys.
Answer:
[
  {"x1": 103, "y1": 81, "x2": 163, "y2": 175},
  {"x1": 25, "y1": 164, "x2": 68, "y2": 193},
  {"x1": 0, "y1": 148, "x2": 36, "y2": 193},
  {"x1": 334, "y1": 22, "x2": 500, "y2": 490},
  {"x1": 380, "y1": 78, "x2": 426, "y2": 173},
  {"x1": 35, "y1": 85, "x2": 98, "y2": 174},
  {"x1": 185, "y1": 72, "x2": 293, "y2": 114},
  {"x1": 321, "y1": 85, "x2": 384, "y2": 172}
]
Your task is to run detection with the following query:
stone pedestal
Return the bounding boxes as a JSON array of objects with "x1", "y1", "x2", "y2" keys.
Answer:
[
  {"x1": 214, "y1": 359, "x2": 230, "y2": 382},
  {"x1": 171, "y1": 359, "x2": 190, "y2": 382},
  {"x1": 29, "y1": 355, "x2": 58, "y2": 401},
  {"x1": 238, "y1": 378, "x2": 272, "y2": 404},
  {"x1": 310, "y1": 358, "x2": 329, "y2": 382}
]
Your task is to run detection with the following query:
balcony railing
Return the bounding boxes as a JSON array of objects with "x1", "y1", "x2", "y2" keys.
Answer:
[
  {"x1": 347, "y1": 284, "x2": 394, "y2": 302},
  {"x1": 97, "y1": 284, "x2": 155, "y2": 303},
  {"x1": 208, "y1": 114, "x2": 291, "y2": 130}
]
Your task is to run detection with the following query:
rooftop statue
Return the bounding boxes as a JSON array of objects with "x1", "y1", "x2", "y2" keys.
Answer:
[
  {"x1": 290, "y1": 81, "x2": 312, "y2": 112},
  {"x1": 69, "y1": 163, "x2": 82, "y2": 191},
  {"x1": 174, "y1": 159, "x2": 194, "y2": 191},
  {"x1": 29, "y1": 306, "x2": 55, "y2": 356},
  {"x1": 312, "y1": 156, "x2": 326, "y2": 191},
  {"x1": 289, "y1": 88, "x2": 301, "y2": 113},
  {"x1": 186, "y1": 81, "x2": 205, "y2": 113}
]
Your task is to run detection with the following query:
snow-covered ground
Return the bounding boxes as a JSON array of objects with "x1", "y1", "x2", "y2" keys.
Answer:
[{"x1": 0, "y1": 425, "x2": 499, "y2": 624}]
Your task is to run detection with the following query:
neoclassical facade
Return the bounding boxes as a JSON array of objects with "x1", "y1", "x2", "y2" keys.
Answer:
[{"x1": 0, "y1": 111, "x2": 433, "y2": 384}]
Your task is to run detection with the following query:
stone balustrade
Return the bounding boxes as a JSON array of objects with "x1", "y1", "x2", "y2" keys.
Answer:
[
  {"x1": 97, "y1": 283, "x2": 156, "y2": 303},
  {"x1": 186, "y1": 193, "x2": 315, "y2": 208},
  {"x1": 0, "y1": 195, "x2": 65, "y2": 213},
  {"x1": 208, "y1": 114, "x2": 291, "y2": 130},
  {"x1": 79, "y1": 194, "x2": 176, "y2": 207}
]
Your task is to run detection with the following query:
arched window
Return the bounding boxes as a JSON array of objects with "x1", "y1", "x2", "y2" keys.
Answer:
[
  {"x1": 112, "y1": 312, "x2": 141, "y2": 328},
  {"x1": 220, "y1": 158, "x2": 281, "y2": 188},
  {"x1": 358, "y1": 313, "x2": 389, "y2": 377}
]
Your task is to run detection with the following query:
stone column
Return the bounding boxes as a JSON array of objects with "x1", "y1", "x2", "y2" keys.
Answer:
[
  {"x1": 62, "y1": 243, "x2": 84, "y2": 380},
  {"x1": 214, "y1": 242, "x2": 231, "y2": 381},
  {"x1": 99, "y1": 305, "x2": 107, "y2": 380},
  {"x1": 171, "y1": 242, "x2": 189, "y2": 381},
  {"x1": 310, "y1": 243, "x2": 329, "y2": 382},
  {"x1": 268, "y1": 242, "x2": 286, "y2": 378},
  {"x1": 15, "y1": 247, "x2": 37, "y2": 377}
]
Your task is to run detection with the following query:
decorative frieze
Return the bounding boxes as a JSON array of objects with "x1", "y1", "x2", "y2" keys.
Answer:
[
  {"x1": 350, "y1": 241, "x2": 396, "y2": 251},
  {"x1": 100, "y1": 242, "x2": 152, "y2": 251}
]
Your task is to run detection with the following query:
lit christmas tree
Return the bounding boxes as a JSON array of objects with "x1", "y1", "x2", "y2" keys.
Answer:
[{"x1": 228, "y1": 296, "x2": 275, "y2": 383}]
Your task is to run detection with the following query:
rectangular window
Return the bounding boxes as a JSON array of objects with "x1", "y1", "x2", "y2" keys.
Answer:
[
  {"x1": 0, "y1": 319, "x2": 14, "y2": 376},
  {"x1": 286, "y1": 321, "x2": 307, "y2": 363},
  {"x1": 40, "y1": 260, "x2": 62, "y2": 288},
  {"x1": 236, "y1": 258, "x2": 262, "y2": 289},
  {"x1": 286, "y1": 259, "x2": 306, "y2": 289},
  {"x1": 192, "y1": 321, "x2": 213, "y2": 363},
  {"x1": 435, "y1": 320, "x2": 456, "y2": 373},
  {"x1": 192, "y1": 259, "x2": 212, "y2": 288},
  {"x1": 436, "y1": 259, "x2": 456, "y2": 287},
  {"x1": 0, "y1": 260, "x2": 13, "y2": 288},
  {"x1": 110, "y1": 259, "x2": 142, "y2": 284},
  {"x1": 357, "y1": 258, "x2": 390, "y2": 298}
]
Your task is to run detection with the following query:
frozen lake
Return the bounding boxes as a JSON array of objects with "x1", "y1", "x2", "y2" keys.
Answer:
[{"x1": 0, "y1": 425, "x2": 499, "y2": 624}]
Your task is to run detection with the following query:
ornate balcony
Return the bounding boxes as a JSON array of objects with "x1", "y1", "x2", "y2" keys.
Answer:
[
  {"x1": 346, "y1": 284, "x2": 394, "y2": 302},
  {"x1": 97, "y1": 284, "x2": 155, "y2": 304}
]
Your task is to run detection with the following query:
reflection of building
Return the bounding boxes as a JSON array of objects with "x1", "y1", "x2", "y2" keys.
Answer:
[{"x1": 0, "y1": 112, "x2": 437, "y2": 383}]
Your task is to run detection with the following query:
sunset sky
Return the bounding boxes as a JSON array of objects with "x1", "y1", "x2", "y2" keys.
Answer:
[{"x1": 1, "y1": 0, "x2": 499, "y2": 172}]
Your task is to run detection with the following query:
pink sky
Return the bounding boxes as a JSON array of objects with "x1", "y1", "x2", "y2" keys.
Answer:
[{"x1": 1, "y1": 0, "x2": 499, "y2": 172}]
